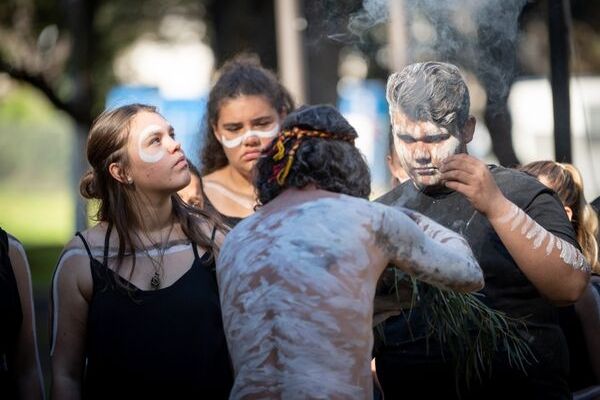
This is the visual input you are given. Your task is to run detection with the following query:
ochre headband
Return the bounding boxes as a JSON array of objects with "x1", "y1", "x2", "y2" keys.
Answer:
[{"x1": 270, "y1": 126, "x2": 356, "y2": 185}]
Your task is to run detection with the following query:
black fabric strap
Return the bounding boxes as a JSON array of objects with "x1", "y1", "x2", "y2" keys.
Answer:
[
  {"x1": 103, "y1": 223, "x2": 112, "y2": 267},
  {"x1": 75, "y1": 232, "x2": 94, "y2": 260},
  {"x1": 191, "y1": 241, "x2": 200, "y2": 260}
]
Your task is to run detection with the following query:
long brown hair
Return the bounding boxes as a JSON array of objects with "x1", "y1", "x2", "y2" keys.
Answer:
[
  {"x1": 80, "y1": 104, "x2": 223, "y2": 280},
  {"x1": 520, "y1": 160, "x2": 599, "y2": 273},
  {"x1": 200, "y1": 54, "x2": 295, "y2": 175}
]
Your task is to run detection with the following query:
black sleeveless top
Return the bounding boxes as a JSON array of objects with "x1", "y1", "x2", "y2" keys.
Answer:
[
  {"x1": 77, "y1": 232, "x2": 233, "y2": 399},
  {"x1": 0, "y1": 228, "x2": 22, "y2": 397}
]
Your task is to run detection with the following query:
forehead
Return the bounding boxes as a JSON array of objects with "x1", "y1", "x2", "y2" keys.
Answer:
[
  {"x1": 218, "y1": 95, "x2": 277, "y2": 123},
  {"x1": 391, "y1": 111, "x2": 446, "y2": 137},
  {"x1": 129, "y1": 111, "x2": 169, "y2": 135}
]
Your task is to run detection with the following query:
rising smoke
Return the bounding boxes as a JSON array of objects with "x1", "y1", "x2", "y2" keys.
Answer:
[{"x1": 347, "y1": 0, "x2": 528, "y2": 110}]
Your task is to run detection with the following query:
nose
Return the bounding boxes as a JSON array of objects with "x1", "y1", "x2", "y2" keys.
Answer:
[
  {"x1": 413, "y1": 143, "x2": 431, "y2": 165},
  {"x1": 166, "y1": 135, "x2": 182, "y2": 153},
  {"x1": 242, "y1": 132, "x2": 261, "y2": 147}
]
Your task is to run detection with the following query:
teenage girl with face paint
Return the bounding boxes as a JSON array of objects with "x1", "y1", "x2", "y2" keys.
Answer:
[
  {"x1": 50, "y1": 104, "x2": 232, "y2": 399},
  {"x1": 520, "y1": 161, "x2": 600, "y2": 392},
  {"x1": 200, "y1": 55, "x2": 295, "y2": 227},
  {"x1": 0, "y1": 228, "x2": 45, "y2": 399}
]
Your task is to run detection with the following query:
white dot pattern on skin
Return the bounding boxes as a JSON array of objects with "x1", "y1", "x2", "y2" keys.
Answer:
[{"x1": 500, "y1": 204, "x2": 590, "y2": 272}]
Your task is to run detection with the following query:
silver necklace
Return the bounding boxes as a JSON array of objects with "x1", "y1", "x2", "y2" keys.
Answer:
[{"x1": 137, "y1": 219, "x2": 175, "y2": 290}]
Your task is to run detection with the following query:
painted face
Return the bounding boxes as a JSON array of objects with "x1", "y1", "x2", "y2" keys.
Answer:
[
  {"x1": 127, "y1": 111, "x2": 190, "y2": 194},
  {"x1": 391, "y1": 111, "x2": 463, "y2": 189},
  {"x1": 214, "y1": 95, "x2": 280, "y2": 176}
]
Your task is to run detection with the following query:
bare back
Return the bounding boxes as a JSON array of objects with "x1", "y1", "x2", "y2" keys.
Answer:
[{"x1": 217, "y1": 189, "x2": 482, "y2": 399}]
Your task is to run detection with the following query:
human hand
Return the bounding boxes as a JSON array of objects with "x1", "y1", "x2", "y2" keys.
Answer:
[{"x1": 440, "y1": 154, "x2": 508, "y2": 219}]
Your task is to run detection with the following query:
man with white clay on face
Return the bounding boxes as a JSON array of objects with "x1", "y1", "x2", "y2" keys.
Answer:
[
  {"x1": 216, "y1": 104, "x2": 484, "y2": 399},
  {"x1": 375, "y1": 61, "x2": 591, "y2": 399}
]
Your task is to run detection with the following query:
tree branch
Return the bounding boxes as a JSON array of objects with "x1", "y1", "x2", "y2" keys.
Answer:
[{"x1": 0, "y1": 57, "x2": 87, "y2": 124}]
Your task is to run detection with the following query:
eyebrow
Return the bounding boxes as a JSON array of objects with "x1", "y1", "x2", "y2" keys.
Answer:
[{"x1": 251, "y1": 116, "x2": 274, "y2": 124}]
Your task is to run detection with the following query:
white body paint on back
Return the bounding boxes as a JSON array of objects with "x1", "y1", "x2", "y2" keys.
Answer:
[
  {"x1": 137, "y1": 124, "x2": 166, "y2": 163},
  {"x1": 499, "y1": 203, "x2": 590, "y2": 272},
  {"x1": 217, "y1": 194, "x2": 482, "y2": 399}
]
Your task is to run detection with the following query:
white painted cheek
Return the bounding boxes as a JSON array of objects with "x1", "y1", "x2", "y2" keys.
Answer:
[
  {"x1": 432, "y1": 136, "x2": 460, "y2": 162},
  {"x1": 393, "y1": 139, "x2": 412, "y2": 169},
  {"x1": 220, "y1": 124, "x2": 279, "y2": 149},
  {"x1": 137, "y1": 125, "x2": 166, "y2": 163}
]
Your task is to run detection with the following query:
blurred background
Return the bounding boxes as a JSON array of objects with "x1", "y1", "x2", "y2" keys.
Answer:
[{"x1": 1, "y1": 0, "x2": 599, "y2": 394}]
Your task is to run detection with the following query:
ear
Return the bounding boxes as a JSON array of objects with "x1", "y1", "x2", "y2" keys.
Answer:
[
  {"x1": 212, "y1": 124, "x2": 222, "y2": 143},
  {"x1": 386, "y1": 155, "x2": 394, "y2": 171},
  {"x1": 108, "y1": 162, "x2": 131, "y2": 184},
  {"x1": 564, "y1": 206, "x2": 573, "y2": 221},
  {"x1": 461, "y1": 116, "x2": 476, "y2": 144}
]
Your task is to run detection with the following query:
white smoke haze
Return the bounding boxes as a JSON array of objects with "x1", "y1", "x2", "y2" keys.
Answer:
[{"x1": 346, "y1": 0, "x2": 528, "y2": 113}]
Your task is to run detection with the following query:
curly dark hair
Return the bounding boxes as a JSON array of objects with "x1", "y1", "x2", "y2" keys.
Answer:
[
  {"x1": 255, "y1": 105, "x2": 371, "y2": 205},
  {"x1": 200, "y1": 54, "x2": 295, "y2": 175}
]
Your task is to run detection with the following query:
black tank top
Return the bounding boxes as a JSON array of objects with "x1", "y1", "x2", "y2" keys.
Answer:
[
  {"x1": 77, "y1": 231, "x2": 233, "y2": 399},
  {"x1": 0, "y1": 227, "x2": 22, "y2": 397}
]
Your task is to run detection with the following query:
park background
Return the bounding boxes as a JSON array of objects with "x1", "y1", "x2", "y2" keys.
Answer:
[{"x1": 1, "y1": 0, "x2": 599, "y2": 395}]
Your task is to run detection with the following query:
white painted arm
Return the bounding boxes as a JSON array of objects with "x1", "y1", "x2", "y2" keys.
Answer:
[{"x1": 375, "y1": 204, "x2": 483, "y2": 292}]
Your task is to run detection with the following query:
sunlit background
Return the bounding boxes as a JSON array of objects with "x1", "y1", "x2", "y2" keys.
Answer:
[{"x1": 1, "y1": 0, "x2": 599, "y2": 394}]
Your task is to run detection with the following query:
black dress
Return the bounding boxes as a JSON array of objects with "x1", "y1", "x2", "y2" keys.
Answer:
[
  {"x1": 76, "y1": 232, "x2": 233, "y2": 399},
  {"x1": 0, "y1": 227, "x2": 22, "y2": 398},
  {"x1": 375, "y1": 166, "x2": 579, "y2": 400}
]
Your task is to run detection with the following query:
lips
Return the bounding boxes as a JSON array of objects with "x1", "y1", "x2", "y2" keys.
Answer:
[
  {"x1": 413, "y1": 167, "x2": 438, "y2": 175},
  {"x1": 241, "y1": 150, "x2": 261, "y2": 161},
  {"x1": 174, "y1": 155, "x2": 188, "y2": 169}
]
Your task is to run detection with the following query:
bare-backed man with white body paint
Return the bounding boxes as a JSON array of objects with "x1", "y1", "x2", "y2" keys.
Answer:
[
  {"x1": 375, "y1": 62, "x2": 591, "y2": 400},
  {"x1": 216, "y1": 105, "x2": 484, "y2": 399}
]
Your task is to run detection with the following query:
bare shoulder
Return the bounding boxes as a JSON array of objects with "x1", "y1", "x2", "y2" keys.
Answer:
[
  {"x1": 202, "y1": 168, "x2": 227, "y2": 185},
  {"x1": 6, "y1": 234, "x2": 33, "y2": 288}
]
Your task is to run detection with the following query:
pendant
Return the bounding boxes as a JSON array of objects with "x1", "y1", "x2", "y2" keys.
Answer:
[{"x1": 150, "y1": 272, "x2": 161, "y2": 290}]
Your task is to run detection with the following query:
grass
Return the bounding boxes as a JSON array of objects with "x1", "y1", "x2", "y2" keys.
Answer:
[{"x1": 0, "y1": 189, "x2": 74, "y2": 246}]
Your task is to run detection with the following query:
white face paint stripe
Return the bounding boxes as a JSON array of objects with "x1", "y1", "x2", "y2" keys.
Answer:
[
  {"x1": 220, "y1": 125, "x2": 279, "y2": 149},
  {"x1": 8, "y1": 239, "x2": 46, "y2": 392},
  {"x1": 137, "y1": 124, "x2": 166, "y2": 163},
  {"x1": 499, "y1": 204, "x2": 590, "y2": 272}
]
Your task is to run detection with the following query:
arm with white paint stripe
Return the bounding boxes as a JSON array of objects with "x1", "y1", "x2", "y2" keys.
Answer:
[
  {"x1": 50, "y1": 238, "x2": 93, "y2": 400},
  {"x1": 441, "y1": 154, "x2": 590, "y2": 304},
  {"x1": 488, "y1": 198, "x2": 590, "y2": 304},
  {"x1": 375, "y1": 204, "x2": 483, "y2": 292},
  {"x1": 7, "y1": 237, "x2": 45, "y2": 399}
]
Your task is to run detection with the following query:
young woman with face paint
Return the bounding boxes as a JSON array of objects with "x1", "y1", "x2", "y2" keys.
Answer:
[
  {"x1": 0, "y1": 228, "x2": 45, "y2": 399},
  {"x1": 199, "y1": 55, "x2": 294, "y2": 227},
  {"x1": 50, "y1": 104, "x2": 232, "y2": 399}
]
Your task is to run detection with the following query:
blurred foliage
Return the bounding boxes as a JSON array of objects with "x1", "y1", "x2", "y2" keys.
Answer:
[
  {"x1": 0, "y1": 0, "x2": 207, "y2": 124},
  {"x1": 0, "y1": 84, "x2": 74, "y2": 246},
  {"x1": 0, "y1": 83, "x2": 72, "y2": 187}
]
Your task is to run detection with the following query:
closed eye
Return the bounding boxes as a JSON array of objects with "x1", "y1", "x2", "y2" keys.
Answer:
[
  {"x1": 423, "y1": 134, "x2": 451, "y2": 143},
  {"x1": 397, "y1": 134, "x2": 417, "y2": 144}
]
